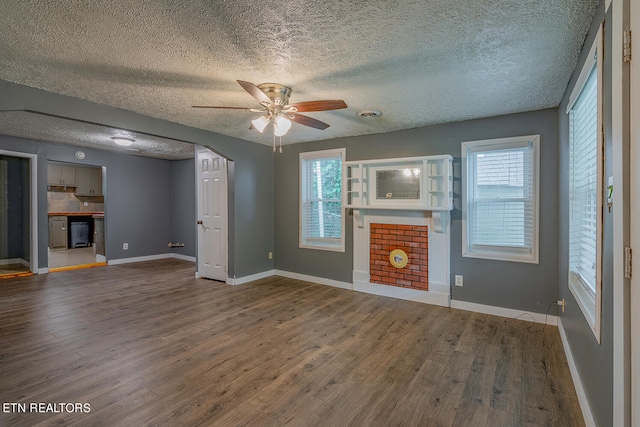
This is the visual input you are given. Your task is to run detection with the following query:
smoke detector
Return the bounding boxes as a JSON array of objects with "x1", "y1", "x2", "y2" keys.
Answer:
[{"x1": 357, "y1": 109, "x2": 382, "y2": 118}]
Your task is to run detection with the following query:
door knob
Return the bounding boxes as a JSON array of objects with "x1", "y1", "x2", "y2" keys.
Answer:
[{"x1": 197, "y1": 220, "x2": 203, "y2": 225}]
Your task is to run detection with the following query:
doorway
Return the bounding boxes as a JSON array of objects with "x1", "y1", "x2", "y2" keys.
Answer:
[
  {"x1": 47, "y1": 161, "x2": 106, "y2": 271},
  {"x1": 0, "y1": 150, "x2": 37, "y2": 278},
  {"x1": 196, "y1": 147, "x2": 228, "y2": 282}
]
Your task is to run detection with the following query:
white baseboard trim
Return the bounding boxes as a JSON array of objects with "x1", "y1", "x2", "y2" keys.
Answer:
[
  {"x1": 0, "y1": 258, "x2": 21, "y2": 266},
  {"x1": 37, "y1": 267, "x2": 49, "y2": 274},
  {"x1": 19, "y1": 258, "x2": 30, "y2": 267},
  {"x1": 96, "y1": 254, "x2": 106, "y2": 263},
  {"x1": 226, "y1": 269, "x2": 275, "y2": 286},
  {"x1": 558, "y1": 318, "x2": 596, "y2": 427},
  {"x1": 450, "y1": 300, "x2": 558, "y2": 326},
  {"x1": 274, "y1": 271, "x2": 450, "y2": 307},
  {"x1": 108, "y1": 253, "x2": 196, "y2": 266},
  {"x1": 274, "y1": 270, "x2": 353, "y2": 291},
  {"x1": 170, "y1": 253, "x2": 196, "y2": 263}
]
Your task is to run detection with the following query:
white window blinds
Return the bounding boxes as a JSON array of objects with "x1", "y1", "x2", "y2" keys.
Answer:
[
  {"x1": 569, "y1": 64, "x2": 598, "y2": 297},
  {"x1": 565, "y1": 22, "x2": 602, "y2": 340},
  {"x1": 300, "y1": 150, "x2": 345, "y2": 251},
  {"x1": 471, "y1": 145, "x2": 533, "y2": 249},
  {"x1": 462, "y1": 135, "x2": 539, "y2": 263}
]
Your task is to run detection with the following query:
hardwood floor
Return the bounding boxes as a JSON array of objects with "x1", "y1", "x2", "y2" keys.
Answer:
[{"x1": 0, "y1": 259, "x2": 584, "y2": 426}]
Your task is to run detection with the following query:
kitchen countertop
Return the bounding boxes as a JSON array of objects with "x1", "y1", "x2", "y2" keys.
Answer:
[{"x1": 49, "y1": 212, "x2": 104, "y2": 217}]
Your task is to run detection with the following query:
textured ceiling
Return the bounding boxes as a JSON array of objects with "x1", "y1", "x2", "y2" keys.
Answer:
[
  {"x1": 0, "y1": 0, "x2": 598, "y2": 154},
  {"x1": 0, "y1": 111, "x2": 195, "y2": 160}
]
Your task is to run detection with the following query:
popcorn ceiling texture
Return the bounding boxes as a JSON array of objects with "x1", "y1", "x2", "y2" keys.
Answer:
[
  {"x1": 0, "y1": 0, "x2": 599, "y2": 149},
  {"x1": 0, "y1": 111, "x2": 195, "y2": 160}
]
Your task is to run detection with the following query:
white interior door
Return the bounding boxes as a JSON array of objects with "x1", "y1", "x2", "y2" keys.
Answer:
[
  {"x1": 196, "y1": 148, "x2": 228, "y2": 281},
  {"x1": 631, "y1": 1, "x2": 640, "y2": 424}
]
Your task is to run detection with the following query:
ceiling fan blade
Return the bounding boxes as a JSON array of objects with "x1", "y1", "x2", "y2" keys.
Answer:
[
  {"x1": 192, "y1": 105, "x2": 255, "y2": 110},
  {"x1": 237, "y1": 80, "x2": 273, "y2": 105},
  {"x1": 290, "y1": 113, "x2": 330, "y2": 130},
  {"x1": 287, "y1": 100, "x2": 347, "y2": 112}
]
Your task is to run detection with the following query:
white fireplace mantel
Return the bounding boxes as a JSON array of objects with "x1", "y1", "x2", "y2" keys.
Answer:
[
  {"x1": 353, "y1": 208, "x2": 449, "y2": 233},
  {"x1": 343, "y1": 155, "x2": 453, "y2": 209}
]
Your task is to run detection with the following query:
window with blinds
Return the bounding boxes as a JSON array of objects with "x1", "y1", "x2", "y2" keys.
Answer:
[
  {"x1": 462, "y1": 135, "x2": 539, "y2": 263},
  {"x1": 299, "y1": 149, "x2": 345, "y2": 251},
  {"x1": 569, "y1": 64, "x2": 598, "y2": 299},
  {"x1": 565, "y1": 22, "x2": 602, "y2": 340}
]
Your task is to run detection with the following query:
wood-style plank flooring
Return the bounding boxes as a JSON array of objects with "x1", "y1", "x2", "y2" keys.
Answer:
[{"x1": 0, "y1": 259, "x2": 584, "y2": 426}]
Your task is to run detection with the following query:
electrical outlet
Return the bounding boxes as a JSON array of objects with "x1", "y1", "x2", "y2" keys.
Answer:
[
  {"x1": 557, "y1": 299, "x2": 565, "y2": 314},
  {"x1": 268, "y1": 251, "x2": 273, "y2": 259},
  {"x1": 455, "y1": 275, "x2": 463, "y2": 287},
  {"x1": 123, "y1": 243, "x2": 128, "y2": 250}
]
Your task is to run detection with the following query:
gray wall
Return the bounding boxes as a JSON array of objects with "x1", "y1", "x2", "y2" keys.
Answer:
[
  {"x1": 557, "y1": 2, "x2": 612, "y2": 425},
  {"x1": 0, "y1": 79, "x2": 275, "y2": 277},
  {"x1": 274, "y1": 139, "x2": 353, "y2": 281},
  {"x1": 275, "y1": 108, "x2": 560, "y2": 314},
  {"x1": 170, "y1": 158, "x2": 196, "y2": 258},
  {"x1": 104, "y1": 152, "x2": 172, "y2": 260},
  {"x1": 0, "y1": 135, "x2": 174, "y2": 264}
]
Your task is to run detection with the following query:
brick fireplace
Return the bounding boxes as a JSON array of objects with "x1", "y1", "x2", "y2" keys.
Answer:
[
  {"x1": 352, "y1": 210, "x2": 449, "y2": 307},
  {"x1": 369, "y1": 223, "x2": 428, "y2": 290}
]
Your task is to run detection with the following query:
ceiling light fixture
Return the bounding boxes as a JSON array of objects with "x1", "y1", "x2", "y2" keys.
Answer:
[
  {"x1": 112, "y1": 137, "x2": 134, "y2": 146},
  {"x1": 251, "y1": 116, "x2": 270, "y2": 133},
  {"x1": 251, "y1": 114, "x2": 292, "y2": 138},
  {"x1": 274, "y1": 116, "x2": 292, "y2": 137},
  {"x1": 250, "y1": 113, "x2": 292, "y2": 153},
  {"x1": 193, "y1": 81, "x2": 347, "y2": 154}
]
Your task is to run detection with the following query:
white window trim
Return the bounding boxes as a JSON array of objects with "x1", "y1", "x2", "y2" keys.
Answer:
[
  {"x1": 567, "y1": 23, "x2": 603, "y2": 342},
  {"x1": 461, "y1": 134, "x2": 540, "y2": 264},
  {"x1": 299, "y1": 148, "x2": 346, "y2": 252}
]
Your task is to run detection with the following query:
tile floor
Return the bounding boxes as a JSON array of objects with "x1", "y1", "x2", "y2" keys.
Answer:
[
  {"x1": 48, "y1": 246, "x2": 100, "y2": 268},
  {"x1": 1, "y1": 247, "x2": 102, "y2": 278}
]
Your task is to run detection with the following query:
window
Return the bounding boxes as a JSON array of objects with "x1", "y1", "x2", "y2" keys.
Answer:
[
  {"x1": 567, "y1": 23, "x2": 603, "y2": 340},
  {"x1": 300, "y1": 149, "x2": 345, "y2": 251},
  {"x1": 462, "y1": 135, "x2": 540, "y2": 263}
]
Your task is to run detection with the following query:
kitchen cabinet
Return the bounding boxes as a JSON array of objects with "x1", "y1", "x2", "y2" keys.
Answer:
[
  {"x1": 49, "y1": 216, "x2": 67, "y2": 249},
  {"x1": 76, "y1": 167, "x2": 103, "y2": 196},
  {"x1": 47, "y1": 164, "x2": 76, "y2": 186}
]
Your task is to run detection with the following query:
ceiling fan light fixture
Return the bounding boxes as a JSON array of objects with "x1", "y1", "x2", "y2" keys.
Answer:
[
  {"x1": 274, "y1": 116, "x2": 291, "y2": 137},
  {"x1": 112, "y1": 137, "x2": 135, "y2": 146},
  {"x1": 251, "y1": 115, "x2": 270, "y2": 133}
]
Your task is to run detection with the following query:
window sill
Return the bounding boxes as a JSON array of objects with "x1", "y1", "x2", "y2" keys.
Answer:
[
  {"x1": 462, "y1": 249, "x2": 538, "y2": 264},
  {"x1": 568, "y1": 274, "x2": 600, "y2": 342},
  {"x1": 299, "y1": 242, "x2": 345, "y2": 253}
]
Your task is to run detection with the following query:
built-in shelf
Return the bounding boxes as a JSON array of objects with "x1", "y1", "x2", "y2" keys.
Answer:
[{"x1": 343, "y1": 155, "x2": 453, "y2": 211}]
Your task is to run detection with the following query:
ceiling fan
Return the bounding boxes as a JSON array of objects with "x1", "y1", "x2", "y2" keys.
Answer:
[{"x1": 193, "y1": 80, "x2": 347, "y2": 152}]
